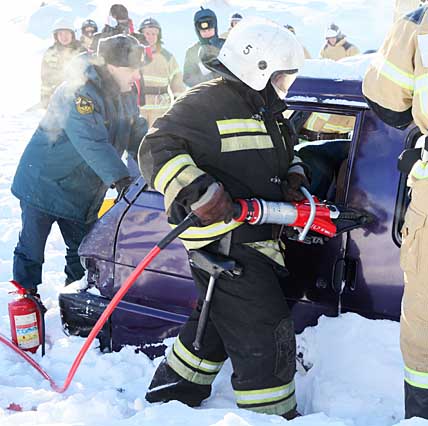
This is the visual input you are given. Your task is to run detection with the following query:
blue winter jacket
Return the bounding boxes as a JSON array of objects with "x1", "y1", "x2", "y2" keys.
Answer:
[{"x1": 12, "y1": 60, "x2": 147, "y2": 223}]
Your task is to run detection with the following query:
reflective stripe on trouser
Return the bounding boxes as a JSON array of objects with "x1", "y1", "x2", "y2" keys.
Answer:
[
  {"x1": 167, "y1": 336, "x2": 224, "y2": 385},
  {"x1": 400, "y1": 178, "x2": 428, "y2": 384},
  {"x1": 167, "y1": 242, "x2": 297, "y2": 416}
]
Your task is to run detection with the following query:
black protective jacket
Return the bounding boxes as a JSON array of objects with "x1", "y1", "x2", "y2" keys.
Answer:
[{"x1": 139, "y1": 78, "x2": 302, "y2": 249}]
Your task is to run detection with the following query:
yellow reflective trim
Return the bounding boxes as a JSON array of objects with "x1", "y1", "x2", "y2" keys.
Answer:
[
  {"x1": 154, "y1": 154, "x2": 195, "y2": 193},
  {"x1": 235, "y1": 382, "x2": 294, "y2": 400},
  {"x1": 323, "y1": 123, "x2": 353, "y2": 132},
  {"x1": 176, "y1": 220, "x2": 242, "y2": 239},
  {"x1": 164, "y1": 166, "x2": 205, "y2": 212},
  {"x1": 412, "y1": 161, "x2": 428, "y2": 180},
  {"x1": 221, "y1": 135, "x2": 273, "y2": 152},
  {"x1": 304, "y1": 113, "x2": 319, "y2": 131},
  {"x1": 217, "y1": 119, "x2": 267, "y2": 135},
  {"x1": 167, "y1": 349, "x2": 217, "y2": 385},
  {"x1": 376, "y1": 58, "x2": 414, "y2": 90},
  {"x1": 143, "y1": 76, "x2": 169, "y2": 85},
  {"x1": 241, "y1": 395, "x2": 297, "y2": 416},
  {"x1": 404, "y1": 366, "x2": 428, "y2": 389},
  {"x1": 174, "y1": 337, "x2": 223, "y2": 373},
  {"x1": 141, "y1": 104, "x2": 171, "y2": 110}
]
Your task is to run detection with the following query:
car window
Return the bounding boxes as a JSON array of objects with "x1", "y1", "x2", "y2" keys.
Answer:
[{"x1": 287, "y1": 106, "x2": 358, "y2": 203}]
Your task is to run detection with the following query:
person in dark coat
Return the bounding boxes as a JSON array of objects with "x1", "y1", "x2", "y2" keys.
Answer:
[
  {"x1": 183, "y1": 7, "x2": 224, "y2": 88},
  {"x1": 91, "y1": 4, "x2": 135, "y2": 52},
  {"x1": 141, "y1": 17, "x2": 307, "y2": 420},
  {"x1": 12, "y1": 34, "x2": 147, "y2": 293}
]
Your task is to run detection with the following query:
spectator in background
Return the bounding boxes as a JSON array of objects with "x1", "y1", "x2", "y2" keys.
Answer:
[
  {"x1": 284, "y1": 24, "x2": 311, "y2": 59},
  {"x1": 40, "y1": 18, "x2": 84, "y2": 108},
  {"x1": 80, "y1": 19, "x2": 98, "y2": 51},
  {"x1": 91, "y1": 4, "x2": 135, "y2": 51},
  {"x1": 221, "y1": 12, "x2": 243, "y2": 38},
  {"x1": 320, "y1": 23, "x2": 359, "y2": 61},
  {"x1": 183, "y1": 7, "x2": 224, "y2": 88},
  {"x1": 229, "y1": 12, "x2": 243, "y2": 29},
  {"x1": 136, "y1": 17, "x2": 186, "y2": 127}
]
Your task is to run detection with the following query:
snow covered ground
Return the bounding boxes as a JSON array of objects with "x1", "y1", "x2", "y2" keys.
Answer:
[{"x1": 1, "y1": 1, "x2": 427, "y2": 425}]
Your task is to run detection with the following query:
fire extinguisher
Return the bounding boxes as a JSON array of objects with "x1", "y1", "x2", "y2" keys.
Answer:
[{"x1": 8, "y1": 280, "x2": 45, "y2": 356}]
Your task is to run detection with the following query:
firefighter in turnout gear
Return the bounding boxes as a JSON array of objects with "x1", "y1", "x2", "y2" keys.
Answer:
[
  {"x1": 40, "y1": 18, "x2": 85, "y2": 107},
  {"x1": 80, "y1": 19, "x2": 98, "y2": 51},
  {"x1": 137, "y1": 17, "x2": 186, "y2": 127},
  {"x1": 363, "y1": 4, "x2": 428, "y2": 419},
  {"x1": 320, "y1": 23, "x2": 359, "y2": 61},
  {"x1": 300, "y1": 112, "x2": 355, "y2": 140},
  {"x1": 140, "y1": 17, "x2": 308, "y2": 419}
]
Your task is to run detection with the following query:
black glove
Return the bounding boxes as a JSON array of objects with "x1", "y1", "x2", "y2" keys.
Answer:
[
  {"x1": 191, "y1": 183, "x2": 234, "y2": 226},
  {"x1": 282, "y1": 172, "x2": 310, "y2": 202},
  {"x1": 114, "y1": 176, "x2": 134, "y2": 200}
]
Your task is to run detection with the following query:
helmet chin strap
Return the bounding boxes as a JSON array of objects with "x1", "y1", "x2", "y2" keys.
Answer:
[{"x1": 270, "y1": 80, "x2": 288, "y2": 99}]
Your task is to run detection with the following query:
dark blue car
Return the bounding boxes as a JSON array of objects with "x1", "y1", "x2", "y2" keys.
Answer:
[{"x1": 59, "y1": 77, "x2": 416, "y2": 358}]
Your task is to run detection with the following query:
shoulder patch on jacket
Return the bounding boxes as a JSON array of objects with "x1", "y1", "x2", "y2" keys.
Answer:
[
  {"x1": 405, "y1": 6, "x2": 428, "y2": 25},
  {"x1": 75, "y1": 95, "x2": 94, "y2": 114}
]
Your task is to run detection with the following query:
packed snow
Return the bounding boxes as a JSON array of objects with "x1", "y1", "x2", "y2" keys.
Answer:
[{"x1": 0, "y1": 1, "x2": 425, "y2": 425}]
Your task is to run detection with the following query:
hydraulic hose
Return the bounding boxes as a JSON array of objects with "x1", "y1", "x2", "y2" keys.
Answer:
[{"x1": 0, "y1": 213, "x2": 197, "y2": 393}]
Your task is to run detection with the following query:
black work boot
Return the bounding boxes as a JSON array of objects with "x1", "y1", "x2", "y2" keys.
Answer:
[
  {"x1": 282, "y1": 408, "x2": 301, "y2": 420},
  {"x1": 145, "y1": 359, "x2": 212, "y2": 407},
  {"x1": 405, "y1": 381, "x2": 428, "y2": 419}
]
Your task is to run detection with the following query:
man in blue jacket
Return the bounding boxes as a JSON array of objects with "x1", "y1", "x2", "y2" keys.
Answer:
[{"x1": 12, "y1": 34, "x2": 147, "y2": 293}]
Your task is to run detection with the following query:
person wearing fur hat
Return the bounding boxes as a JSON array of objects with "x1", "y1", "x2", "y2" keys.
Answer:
[
  {"x1": 12, "y1": 34, "x2": 147, "y2": 295},
  {"x1": 40, "y1": 18, "x2": 85, "y2": 107},
  {"x1": 91, "y1": 4, "x2": 136, "y2": 51},
  {"x1": 320, "y1": 23, "x2": 359, "y2": 61}
]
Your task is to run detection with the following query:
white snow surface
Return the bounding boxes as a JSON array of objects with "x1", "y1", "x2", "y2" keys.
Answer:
[{"x1": 0, "y1": 1, "x2": 426, "y2": 425}]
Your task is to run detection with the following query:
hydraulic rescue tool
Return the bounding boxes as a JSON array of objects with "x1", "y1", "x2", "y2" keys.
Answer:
[
  {"x1": 1, "y1": 187, "x2": 371, "y2": 394},
  {"x1": 234, "y1": 187, "x2": 372, "y2": 243}
]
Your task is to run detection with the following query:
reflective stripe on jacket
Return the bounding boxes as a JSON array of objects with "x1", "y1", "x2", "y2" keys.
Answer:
[
  {"x1": 303, "y1": 112, "x2": 355, "y2": 133},
  {"x1": 139, "y1": 79, "x2": 296, "y2": 249},
  {"x1": 363, "y1": 6, "x2": 428, "y2": 179}
]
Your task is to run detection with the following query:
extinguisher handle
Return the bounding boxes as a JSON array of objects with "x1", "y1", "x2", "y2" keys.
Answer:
[{"x1": 9, "y1": 280, "x2": 27, "y2": 296}]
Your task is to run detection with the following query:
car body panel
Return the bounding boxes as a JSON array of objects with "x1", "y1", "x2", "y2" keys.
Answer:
[{"x1": 70, "y1": 77, "x2": 411, "y2": 354}]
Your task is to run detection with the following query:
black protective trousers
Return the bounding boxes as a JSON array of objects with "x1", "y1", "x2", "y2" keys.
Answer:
[{"x1": 159, "y1": 242, "x2": 297, "y2": 416}]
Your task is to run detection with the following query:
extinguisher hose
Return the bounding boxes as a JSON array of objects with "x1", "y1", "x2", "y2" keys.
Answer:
[{"x1": 0, "y1": 212, "x2": 198, "y2": 393}]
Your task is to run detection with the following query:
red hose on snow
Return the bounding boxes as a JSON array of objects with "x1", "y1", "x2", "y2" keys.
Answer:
[{"x1": 0, "y1": 213, "x2": 196, "y2": 393}]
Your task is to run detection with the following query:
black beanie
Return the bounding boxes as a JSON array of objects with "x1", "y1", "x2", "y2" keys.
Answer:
[
  {"x1": 110, "y1": 4, "x2": 128, "y2": 20},
  {"x1": 97, "y1": 34, "x2": 143, "y2": 68}
]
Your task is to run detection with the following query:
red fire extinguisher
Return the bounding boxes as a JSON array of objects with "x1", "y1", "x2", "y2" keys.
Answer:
[{"x1": 8, "y1": 280, "x2": 44, "y2": 355}]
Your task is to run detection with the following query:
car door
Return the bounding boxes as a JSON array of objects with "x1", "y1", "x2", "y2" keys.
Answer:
[
  {"x1": 341, "y1": 111, "x2": 416, "y2": 321},
  {"x1": 282, "y1": 102, "x2": 366, "y2": 332}
]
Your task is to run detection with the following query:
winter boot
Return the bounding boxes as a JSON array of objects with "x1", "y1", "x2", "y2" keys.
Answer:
[
  {"x1": 405, "y1": 381, "x2": 428, "y2": 419},
  {"x1": 282, "y1": 408, "x2": 301, "y2": 420},
  {"x1": 145, "y1": 359, "x2": 212, "y2": 407}
]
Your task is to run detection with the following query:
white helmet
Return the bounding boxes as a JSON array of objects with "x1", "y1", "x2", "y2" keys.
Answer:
[
  {"x1": 52, "y1": 17, "x2": 75, "y2": 33},
  {"x1": 217, "y1": 17, "x2": 304, "y2": 91}
]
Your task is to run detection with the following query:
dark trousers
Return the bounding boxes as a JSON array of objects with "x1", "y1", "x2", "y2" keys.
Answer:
[
  {"x1": 164, "y1": 243, "x2": 297, "y2": 415},
  {"x1": 13, "y1": 201, "x2": 94, "y2": 290}
]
